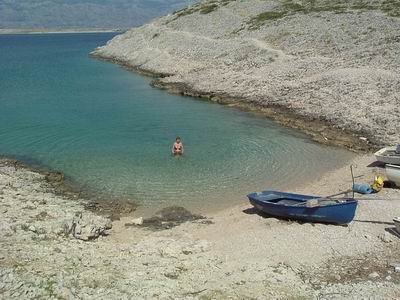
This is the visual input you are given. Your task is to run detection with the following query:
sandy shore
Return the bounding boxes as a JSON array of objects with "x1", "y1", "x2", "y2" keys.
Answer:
[{"x1": 1, "y1": 154, "x2": 399, "y2": 299}]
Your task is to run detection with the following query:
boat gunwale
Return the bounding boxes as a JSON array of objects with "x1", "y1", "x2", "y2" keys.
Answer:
[
  {"x1": 386, "y1": 164, "x2": 400, "y2": 170},
  {"x1": 247, "y1": 191, "x2": 358, "y2": 209},
  {"x1": 375, "y1": 147, "x2": 400, "y2": 158}
]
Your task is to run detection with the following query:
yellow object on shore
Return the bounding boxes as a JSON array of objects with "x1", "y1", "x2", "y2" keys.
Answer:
[{"x1": 371, "y1": 175, "x2": 384, "y2": 192}]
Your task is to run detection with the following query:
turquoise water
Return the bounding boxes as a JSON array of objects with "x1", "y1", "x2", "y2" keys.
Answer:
[{"x1": 0, "y1": 33, "x2": 353, "y2": 212}]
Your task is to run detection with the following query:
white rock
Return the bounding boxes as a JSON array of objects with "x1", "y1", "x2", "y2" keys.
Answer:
[
  {"x1": 131, "y1": 217, "x2": 143, "y2": 225},
  {"x1": 378, "y1": 232, "x2": 393, "y2": 243},
  {"x1": 368, "y1": 272, "x2": 379, "y2": 279}
]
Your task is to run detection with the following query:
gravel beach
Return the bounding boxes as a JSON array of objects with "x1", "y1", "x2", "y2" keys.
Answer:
[
  {"x1": 92, "y1": 0, "x2": 400, "y2": 150},
  {"x1": 1, "y1": 155, "x2": 399, "y2": 299}
]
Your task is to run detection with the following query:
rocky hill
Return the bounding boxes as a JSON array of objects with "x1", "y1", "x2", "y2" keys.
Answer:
[{"x1": 93, "y1": 0, "x2": 400, "y2": 148}]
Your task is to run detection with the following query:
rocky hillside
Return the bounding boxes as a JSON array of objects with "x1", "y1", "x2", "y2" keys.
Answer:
[{"x1": 93, "y1": 0, "x2": 400, "y2": 148}]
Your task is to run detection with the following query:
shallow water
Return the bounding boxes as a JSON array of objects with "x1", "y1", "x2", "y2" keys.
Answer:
[{"x1": 0, "y1": 33, "x2": 354, "y2": 213}]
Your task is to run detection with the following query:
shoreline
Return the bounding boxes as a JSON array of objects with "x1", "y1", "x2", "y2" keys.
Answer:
[
  {"x1": 91, "y1": 54, "x2": 374, "y2": 153},
  {"x1": 90, "y1": 1, "x2": 400, "y2": 151},
  {"x1": 2, "y1": 152, "x2": 400, "y2": 299},
  {"x1": 0, "y1": 157, "x2": 137, "y2": 219},
  {"x1": 0, "y1": 144, "x2": 355, "y2": 219}
]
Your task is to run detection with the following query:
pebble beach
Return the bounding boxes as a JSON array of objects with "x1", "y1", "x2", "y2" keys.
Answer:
[{"x1": 1, "y1": 155, "x2": 399, "y2": 299}]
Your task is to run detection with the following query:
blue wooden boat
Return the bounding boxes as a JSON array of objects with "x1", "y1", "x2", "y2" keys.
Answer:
[{"x1": 247, "y1": 191, "x2": 358, "y2": 224}]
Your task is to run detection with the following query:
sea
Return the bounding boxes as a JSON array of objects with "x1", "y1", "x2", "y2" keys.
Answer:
[{"x1": 0, "y1": 33, "x2": 354, "y2": 213}]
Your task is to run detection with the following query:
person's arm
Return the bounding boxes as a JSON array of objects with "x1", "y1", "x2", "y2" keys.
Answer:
[
  {"x1": 172, "y1": 144, "x2": 175, "y2": 154},
  {"x1": 181, "y1": 144, "x2": 184, "y2": 154}
]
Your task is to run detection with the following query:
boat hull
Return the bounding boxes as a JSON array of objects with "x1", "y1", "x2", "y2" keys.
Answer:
[
  {"x1": 394, "y1": 217, "x2": 400, "y2": 234},
  {"x1": 374, "y1": 147, "x2": 400, "y2": 165},
  {"x1": 247, "y1": 191, "x2": 358, "y2": 224},
  {"x1": 386, "y1": 164, "x2": 400, "y2": 187}
]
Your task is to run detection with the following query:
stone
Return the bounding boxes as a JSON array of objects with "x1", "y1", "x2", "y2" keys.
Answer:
[
  {"x1": 60, "y1": 212, "x2": 112, "y2": 241},
  {"x1": 140, "y1": 206, "x2": 206, "y2": 230},
  {"x1": 45, "y1": 172, "x2": 64, "y2": 183},
  {"x1": 368, "y1": 272, "x2": 379, "y2": 279},
  {"x1": 389, "y1": 262, "x2": 400, "y2": 273},
  {"x1": 131, "y1": 217, "x2": 143, "y2": 225},
  {"x1": 378, "y1": 232, "x2": 393, "y2": 243}
]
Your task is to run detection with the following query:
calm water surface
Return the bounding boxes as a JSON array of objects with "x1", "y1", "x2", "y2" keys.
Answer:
[{"x1": 0, "y1": 33, "x2": 353, "y2": 213}]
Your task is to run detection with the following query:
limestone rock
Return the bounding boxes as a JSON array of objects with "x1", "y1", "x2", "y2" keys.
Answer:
[
  {"x1": 45, "y1": 171, "x2": 64, "y2": 183},
  {"x1": 368, "y1": 272, "x2": 379, "y2": 279},
  {"x1": 61, "y1": 212, "x2": 112, "y2": 241},
  {"x1": 131, "y1": 217, "x2": 143, "y2": 225},
  {"x1": 378, "y1": 232, "x2": 393, "y2": 243}
]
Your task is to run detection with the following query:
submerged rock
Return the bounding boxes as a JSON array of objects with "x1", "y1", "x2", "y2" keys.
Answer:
[
  {"x1": 84, "y1": 199, "x2": 137, "y2": 218},
  {"x1": 126, "y1": 206, "x2": 206, "y2": 230},
  {"x1": 45, "y1": 171, "x2": 64, "y2": 184}
]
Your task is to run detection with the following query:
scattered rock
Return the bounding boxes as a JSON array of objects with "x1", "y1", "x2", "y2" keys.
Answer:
[
  {"x1": 378, "y1": 232, "x2": 393, "y2": 243},
  {"x1": 109, "y1": 213, "x2": 121, "y2": 221},
  {"x1": 62, "y1": 212, "x2": 112, "y2": 241},
  {"x1": 368, "y1": 272, "x2": 380, "y2": 279},
  {"x1": 131, "y1": 217, "x2": 143, "y2": 225},
  {"x1": 85, "y1": 200, "x2": 136, "y2": 217},
  {"x1": 45, "y1": 171, "x2": 64, "y2": 184},
  {"x1": 363, "y1": 234, "x2": 373, "y2": 240},
  {"x1": 35, "y1": 211, "x2": 52, "y2": 221},
  {"x1": 137, "y1": 206, "x2": 206, "y2": 230}
]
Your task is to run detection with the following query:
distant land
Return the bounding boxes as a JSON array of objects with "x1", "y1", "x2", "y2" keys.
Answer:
[
  {"x1": 0, "y1": 0, "x2": 196, "y2": 29},
  {"x1": 0, "y1": 28, "x2": 125, "y2": 34}
]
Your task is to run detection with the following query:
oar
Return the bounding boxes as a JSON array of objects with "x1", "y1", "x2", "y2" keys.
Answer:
[
  {"x1": 293, "y1": 189, "x2": 353, "y2": 207},
  {"x1": 305, "y1": 165, "x2": 357, "y2": 208},
  {"x1": 310, "y1": 189, "x2": 354, "y2": 207}
]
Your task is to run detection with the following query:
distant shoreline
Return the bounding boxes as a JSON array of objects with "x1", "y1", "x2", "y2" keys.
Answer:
[{"x1": 0, "y1": 28, "x2": 126, "y2": 35}]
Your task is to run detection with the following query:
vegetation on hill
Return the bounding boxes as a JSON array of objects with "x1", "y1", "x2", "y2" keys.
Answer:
[{"x1": 171, "y1": 0, "x2": 400, "y2": 30}]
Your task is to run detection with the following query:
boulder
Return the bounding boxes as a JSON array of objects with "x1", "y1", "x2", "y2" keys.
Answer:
[{"x1": 61, "y1": 212, "x2": 112, "y2": 241}]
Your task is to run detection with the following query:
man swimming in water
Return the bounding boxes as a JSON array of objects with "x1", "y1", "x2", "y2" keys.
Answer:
[{"x1": 172, "y1": 136, "x2": 184, "y2": 155}]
